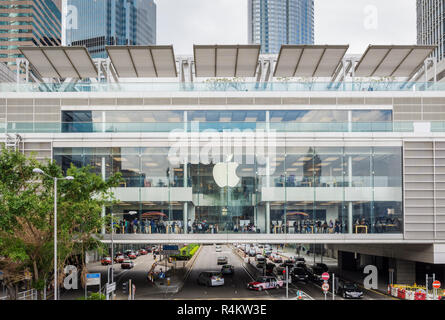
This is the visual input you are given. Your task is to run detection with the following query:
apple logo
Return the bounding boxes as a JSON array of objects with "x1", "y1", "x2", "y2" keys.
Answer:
[{"x1": 212, "y1": 154, "x2": 241, "y2": 188}]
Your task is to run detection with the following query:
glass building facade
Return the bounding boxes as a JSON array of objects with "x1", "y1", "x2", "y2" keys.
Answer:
[
  {"x1": 54, "y1": 107, "x2": 402, "y2": 236},
  {"x1": 65, "y1": 0, "x2": 156, "y2": 58},
  {"x1": 248, "y1": 0, "x2": 314, "y2": 54},
  {"x1": 0, "y1": 0, "x2": 62, "y2": 66}
]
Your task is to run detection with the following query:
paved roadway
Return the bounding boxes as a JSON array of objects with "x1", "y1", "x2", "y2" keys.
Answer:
[
  {"x1": 171, "y1": 244, "x2": 284, "y2": 300},
  {"x1": 76, "y1": 244, "x2": 396, "y2": 300}
]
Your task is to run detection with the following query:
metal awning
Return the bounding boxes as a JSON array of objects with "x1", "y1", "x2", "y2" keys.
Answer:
[
  {"x1": 193, "y1": 45, "x2": 260, "y2": 77},
  {"x1": 273, "y1": 45, "x2": 349, "y2": 77},
  {"x1": 19, "y1": 46, "x2": 97, "y2": 79},
  {"x1": 106, "y1": 45, "x2": 177, "y2": 78},
  {"x1": 354, "y1": 45, "x2": 436, "y2": 77}
]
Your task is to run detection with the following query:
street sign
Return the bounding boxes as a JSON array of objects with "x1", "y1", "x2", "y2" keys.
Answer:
[
  {"x1": 86, "y1": 273, "x2": 101, "y2": 286},
  {"x1": 433, "y1": 280, "x2": 441, "y2": 289},
  {"x1": 163, "y1": 245, "x2": 179, "y2": 251},
  {"x1": 322, "y1": 272, "x2": 330, "y2": 281},
  {"x1": 322, "y1": 283, "x2": 330, "y2": 291},
  {"x1": 106, "y1": 282, "x2": 116, "y2": 294}
]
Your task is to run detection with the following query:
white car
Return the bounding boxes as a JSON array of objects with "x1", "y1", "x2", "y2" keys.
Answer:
[
  {"x1": 216, "y1": 245, "x2": 222, "y2": 252},
  {"x1": 198, "y1": 271, "x2": 224, "y2": 287}
]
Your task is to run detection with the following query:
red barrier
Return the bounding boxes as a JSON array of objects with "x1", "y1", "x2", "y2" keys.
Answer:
[
  {"x1": 414, "y1": 292, "x2": 426, "y2": 300},
  {"x1": 398, "y1": 288, "x2": 406, "y2": 299}
]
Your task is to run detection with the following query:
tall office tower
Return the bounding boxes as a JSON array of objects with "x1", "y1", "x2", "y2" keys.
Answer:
[
  {"x1": 65, "y1": 0, "x2": 156, "y2": 58},
  {"x1": 248, "y1": 0, "x2": 314, "y2": 54},
  {"x1": 417, "y1": 0, "x2": 445, "y2": 62},
  {"x1": 0, "y1": 0, "x2": 62, "y2": 67}
]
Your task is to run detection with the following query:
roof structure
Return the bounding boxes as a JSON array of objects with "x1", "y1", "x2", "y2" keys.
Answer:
[
  {"x1": 18, "y1": 46, "x2": 97, "y2": 79},
  {"x1": 354, "y1": 45, "x2": 436, "y2": 78},
  {"x1": 273, "y1": 45, "x2": 349, "y2": 78},
  {"x1": 193, "y1": 45, "x2": 260, "y2": 77},
  {"x1": 106, "y1": 45, "x2": 177, "y2": 78}
]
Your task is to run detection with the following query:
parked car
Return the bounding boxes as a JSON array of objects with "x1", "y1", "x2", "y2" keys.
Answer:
[
  {"x1": 197, "y1": 271, "x2": 224, "y2": 287},
  {"x1": 335, "y1": 281, "x2": 364, "y2": 299},
  {"x1": 217, "y1": 256, "x2": 228, "y2": 265},
  {"x1": 139, "y1": 249, "x2": 148, "y2": 255},
  {"x1": 114, "y1": 255, "x2": 126, "y2": 263},
  {"x1": 145, "y1": 247, "x2": 152, "y2": 253},
  {"x1": 127, "y1": 252, "x2": 137, "y2": 259},
  {"x1": 248, "y1": 249, "x2": 256, "y2": 257},
  {"x1": 247, "y1": 276, "x2": 283, "y2": 291},
  {"x1": 221, "y1": 264, "x2": 235, "y2": 275},
  {"x1": 121, "y1": 260, "x2": 134, "y2": 269},
  {"x1": 290, "y1": 267, "x2": 309, "y2": 283},
  {"x1": 101, "y1": 257, "x2": 112, "y2": 266}
]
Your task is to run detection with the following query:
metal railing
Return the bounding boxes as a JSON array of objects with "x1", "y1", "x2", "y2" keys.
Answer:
[
  {"x1": 1, "y1": 121, "x2": 415, "y2": 134},
  {"x1": 1, "y1": 81, "x2": 444, "y2": 93}
]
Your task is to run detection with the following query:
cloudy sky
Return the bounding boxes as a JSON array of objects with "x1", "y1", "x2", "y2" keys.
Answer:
[{"x1": 157, "y1": 0, "x2": 417, "y2": 55}]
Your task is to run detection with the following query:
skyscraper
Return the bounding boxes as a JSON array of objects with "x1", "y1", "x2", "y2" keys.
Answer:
[
  {"x1": 65, "y1": 0, "x2": 156, "y2": 58},
  {"x1": 248, "y1": 0, "x2": 314, "y2": 54},
  {"x1": 417, "y1": 0, "x2": 444, "y2": 62},
  {"x1": 0, "y1": 0, "x2": 62, "y2": 67}
]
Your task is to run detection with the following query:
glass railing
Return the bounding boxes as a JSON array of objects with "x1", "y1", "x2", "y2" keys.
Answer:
[
  {"x1": 0, "y1": 121, "x2": 416, "y2": 134},
  {"x1": 1, "y1": 81, "x2": 445, "y2": 92},
  {"x1": 431, "y1": 122, "x2": 445, "y2": 132}
]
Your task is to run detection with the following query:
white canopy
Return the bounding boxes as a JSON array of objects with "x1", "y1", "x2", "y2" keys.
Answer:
[
  {"x1": 19, "y1": 46, "x2": 97, "y2": 79},
  {"x1": 193, "y1": 45, "x2": 260, "y2": 77},
  {"x1": 273, "y1": 45, "x2": 349, "y2": 78},
  {"x1": 106, "y1": 45, "x2": 177, "y2": 78},
  {"x1": 354, "y1": 45, "x2": 436, "y2": 78}
]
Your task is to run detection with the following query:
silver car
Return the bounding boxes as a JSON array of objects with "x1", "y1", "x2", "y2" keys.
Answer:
[{"x1": 217, "y1": 256, "x2": 228, "y2": 265}]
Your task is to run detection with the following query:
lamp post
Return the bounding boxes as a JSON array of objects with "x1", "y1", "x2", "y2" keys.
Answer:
[{"x1": 33, "y1": 168, "x2": 74, "y2": 301}]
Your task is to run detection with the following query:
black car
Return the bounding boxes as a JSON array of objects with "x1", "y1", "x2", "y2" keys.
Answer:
[
  {"x1": 290, "y1": 267, "x2": 309, "y2": 283},
  {"x1": 295, "y1": 257, "x2": 305, "y2": 263},
  {"x1": 275, "y1": 262, "x2": 295, "y2": 275},
  {"x1": 336, "y1": 281, "x2": 364, "y2": 299},
  {"x1": 308, "y1": 266, "x2": 328, "y2": 283},
  {"x1": 314, "y1": 263, "x2": 328, "y2": 272},
  {"x1": 221, "y1": 264, "x2": 235, "y2": 275}
]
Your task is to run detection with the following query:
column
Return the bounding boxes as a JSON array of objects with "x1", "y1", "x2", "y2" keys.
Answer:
[
  {"x1": 348, "y1": 155, "x2": 353, "y2": 234},
  {"x1": 101, "y1": 156, "x2": 106, "y2": 235},
  {"x1": 183, "y1": 202, "x2": 188, "y2": 234},
  {"x1": 266, "y1": 202, "x2": 270, "y2": 234}
]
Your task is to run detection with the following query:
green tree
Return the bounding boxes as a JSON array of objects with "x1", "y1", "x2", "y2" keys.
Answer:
[{"x1": 0, "y1": 147, "x2": 122, "y2": 299}]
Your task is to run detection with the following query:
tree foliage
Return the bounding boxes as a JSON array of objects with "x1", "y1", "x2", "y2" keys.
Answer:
[{"x1": 0, "y1": 147, "x2": 122, "y2": 298}]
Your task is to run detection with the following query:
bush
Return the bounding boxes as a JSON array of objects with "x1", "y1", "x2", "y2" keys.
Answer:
[{"x1": 77, "y1": 292, "x2": 106, "y2": 300}]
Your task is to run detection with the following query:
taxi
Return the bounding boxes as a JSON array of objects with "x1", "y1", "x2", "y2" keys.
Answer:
[{"x1": 247, "y1": 276, "x2": 284, "y2": 291}]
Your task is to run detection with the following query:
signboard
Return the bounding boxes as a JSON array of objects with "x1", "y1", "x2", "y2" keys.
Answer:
[
  {"x1": 162, "y1": 245, "x2": 180, "y2": 255},
  {"x1": 106, "y1": 282, "x2": 116, "y2": 294},
  {"x1": 86, "y1": 273, "x2": 101, "y2": 286},
  {"x1": 322, "y1": 283, "x2": 330, "y2": 291},
  {"x1": 322, "y1": 272, "x2": 330, "y2": 281},
  {"x1": 163, "y1": 245, "x2": 179, "y2": 251},
  {"x1": 433, "y1": 281, "x2": 441, "y2": 289}
]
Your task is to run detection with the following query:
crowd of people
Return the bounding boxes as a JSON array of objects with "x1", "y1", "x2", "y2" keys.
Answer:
[{"x1": 116, "y1": 216, "x2": 402, "y2": 235}]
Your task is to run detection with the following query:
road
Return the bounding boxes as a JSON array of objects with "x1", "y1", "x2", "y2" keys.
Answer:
[
  {"x1": 74, "y1": 244, "x2": 396, "y2": 300},
  {"x1": 172, "y1": 245, "x2": 282, "y2": 300}
]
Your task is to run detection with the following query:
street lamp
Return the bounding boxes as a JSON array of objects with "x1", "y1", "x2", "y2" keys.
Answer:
[{"x1": 33, "y1": 168, "x2": 74, "y2": 301}]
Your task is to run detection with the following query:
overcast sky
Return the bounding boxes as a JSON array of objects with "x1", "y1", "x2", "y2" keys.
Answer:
[{"x1": 156, "y1": 0, "x2": 416, "y2": 55}]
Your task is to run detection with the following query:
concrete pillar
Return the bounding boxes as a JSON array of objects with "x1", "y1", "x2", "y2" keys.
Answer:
[
  {"x1": 348, "y1": 202, "x2": 353, "y2": 234},
  {"x1": 101, "y1": 156, "x2": 106, "y2": 235},
  {"x1": 348, "y1": 155, "x2": 353, "y2": 234},
  {"x1": 256, "y1": 205, "x2": 266, "y2": 233},
  {"x1": 395, "y1": 259, "x2": 416, "y2": 284},
  {"x1": 183, "y1": 202, "x2": 188, "y2": 234},
  {"x1": 266, "y1": 202, "x2": 270, "y2": 234}
]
